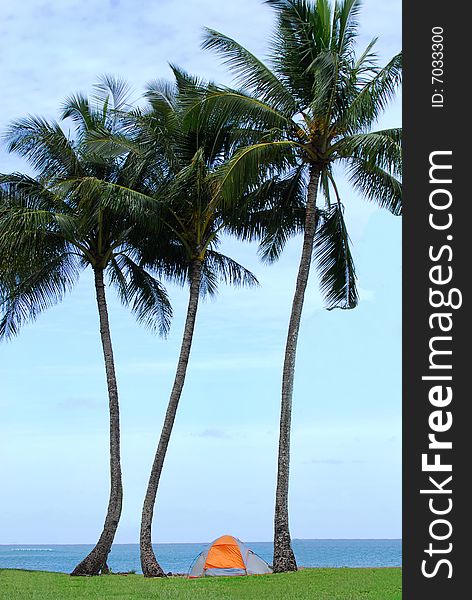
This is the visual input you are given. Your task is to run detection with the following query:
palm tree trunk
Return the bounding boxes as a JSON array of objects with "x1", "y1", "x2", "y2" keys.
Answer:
[
  {"x1": 140, "y1": 259, "x2": 203, "y2": 577},
  {"x1": 71, "y1": 267, "x2": 123, "y2": 576},
  {"x1": 273, "y1": 166, "x2": 320, "y2": 573}
]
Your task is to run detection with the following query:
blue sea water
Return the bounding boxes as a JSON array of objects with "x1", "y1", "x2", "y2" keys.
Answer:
[{"x1": 0, "y1": 539, "x2": 401, "y2": 574}]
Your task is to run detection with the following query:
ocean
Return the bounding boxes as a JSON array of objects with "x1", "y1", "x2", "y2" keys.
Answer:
[{"x1": 0, "y1": 539, "x2": 401, "y2": 574}]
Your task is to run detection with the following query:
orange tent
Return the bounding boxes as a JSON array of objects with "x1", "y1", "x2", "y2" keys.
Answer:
[{"x1": 188, "y1": 534, "x2": 272, "y2": 577}]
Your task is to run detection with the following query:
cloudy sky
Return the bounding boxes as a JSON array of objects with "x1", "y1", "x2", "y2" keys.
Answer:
[{"x1": 0, "y1": 0, "x2": 401, "y2": 545}]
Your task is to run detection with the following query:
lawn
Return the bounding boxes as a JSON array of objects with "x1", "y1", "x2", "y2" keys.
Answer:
[{"x1": 0, "y1": 568, "x2": 401, "y2": 599}]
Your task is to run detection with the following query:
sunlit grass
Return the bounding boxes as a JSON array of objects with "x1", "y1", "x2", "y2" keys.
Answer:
[{"x1": 0, "y1": 567, "x2": 401, "y2": 599}]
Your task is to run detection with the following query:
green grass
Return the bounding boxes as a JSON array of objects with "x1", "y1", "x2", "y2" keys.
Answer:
[{"x1": 0, "y1": 568, "x2": 401, "y2": 599}]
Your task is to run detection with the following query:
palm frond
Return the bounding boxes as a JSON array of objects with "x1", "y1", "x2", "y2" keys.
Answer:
[
  {"x1": 0, "y1": 173, "x2": 63, "y2": 211},
  {"x1": 108, "y1": 254, "x2": 172, "y2": 336},
  {"x1": 354, "y1": 36, "x2": 379, "y2": 73},
  {"x1": 340, "y1": 51, "x2": 402, "y2": 133},
  {"x1": 145, "y1": 78, "x2": 177, "y2": 117},
  {"x1": 345, "y1": 158, "x2": 402, "y2": 215},
  {"x1": 0, "y1": 252, "x2": 80, "y2": 339},
  {"x1": 267, "y1": 0, "x2": 333, "y2": 106},
  {"x1": 334, "y1": 128, "x2": 402, "y2": 177},
  {"x1": 184, "y1": 88, "x2": 291, "y2": 141},
  {"x1": 59, "y1": 176, "x2": 158, "y2": 221},
  {"x1": 214, "y1": 140, "x2": 301, "y2": 209},
  {"x1": 225, "y1": 165, "x2": 306, "y2": 248},
  {"x1": 93, "y1": 74, "x2": 135, "y2": 112},
  {"x1": 202, "y1": 28, "x2": 298, "y2": 114},
  {"x1": 3, "y1": 116, "x2": 83, "y2": 178},
  {"x1": 0, "y1": 180, "x2": 78, "y2": 261},
  {"x1": 204, "y1": 250, "x2": 259, "y2": 289},
  {"x1": 61, "y1": 92, "x2": 97, "y2": 131},
  {"x1": 314, "y1": 203, "x2": 358, "y2": 309},
  {"x1": 247, "y1": 166, "x2": 307, "y2": 262},
  {"x1": 333, "y1": 0, "x2": 362, "y2": 56}
]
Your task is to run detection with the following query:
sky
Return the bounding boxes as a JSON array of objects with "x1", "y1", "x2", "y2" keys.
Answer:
[{"x1": 0, "y1": 0, "x2": 402, "y2": 545}]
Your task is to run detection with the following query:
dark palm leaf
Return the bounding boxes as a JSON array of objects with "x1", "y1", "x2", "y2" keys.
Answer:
[
  {"x1": 0, "y1": 252, "x2": 81, "y2": 339},
  {"x1": 202, "y1": 28, "x2": 298, "y2": 114},
  {"x1": 334, "y1": 128, "x2": 402, "y2": 177},
  {"x1": 3, "y1": 116, "x2": 83, "y2": 178},
  {"x1": 345, "y1": 157, "x2": 402, "y2": 215},
  {"x1": 204, "y1": 250, "x2": 259, "y2": 289},
  {"x1": 314, "y1": 203, "x2": 358, "y2": 309},
  {"x1": 108, "y1": 254, "x2": 172, "y2": 336}
]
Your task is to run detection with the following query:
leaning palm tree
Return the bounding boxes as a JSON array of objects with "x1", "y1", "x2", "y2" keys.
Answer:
[
  {"x1": 100, "y1": 69, "x2": 259, "y2": 577},
  {"x1": 0, "y1": 79, "x2": 173, "y2": 575},
  {"x1": 199, "y1": 0, "x2": 402, "y2": 571}
]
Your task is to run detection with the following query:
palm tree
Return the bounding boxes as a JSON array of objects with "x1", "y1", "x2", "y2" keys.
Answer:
[
  {"x1": 0, "y1": 78, "x2": 173, "y2": 575},
  {"x1": 199, "y1": 0, "x2": 402, "y2": 571},
  {"x1": 101, "y1": 69, "x2": 259, "y2": 577}
]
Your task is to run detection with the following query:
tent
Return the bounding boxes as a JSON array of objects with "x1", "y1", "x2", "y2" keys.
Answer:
[{"x1": 188, "y1": 534, "x2": 272, "y2": 577}]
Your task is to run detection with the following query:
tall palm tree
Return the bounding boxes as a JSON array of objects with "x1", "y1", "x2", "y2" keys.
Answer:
[
  {"x1": 100, "y1": 69, "x2": 259, "y2": 577},
  {"x1": 0, "y1": 79, "x2": 173, "y2": 575},
  {"x1": 199, "y1": 0, "x2": 402, "y2": 571}
]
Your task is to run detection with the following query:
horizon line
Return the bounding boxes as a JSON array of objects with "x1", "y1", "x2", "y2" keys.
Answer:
[{"x1": 0, "y1": 538, "x2": 402, "y2": 546}]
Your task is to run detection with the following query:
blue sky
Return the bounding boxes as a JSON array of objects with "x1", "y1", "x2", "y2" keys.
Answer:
[{"x1": 0, "y1": 0, "x2": 401, "y2": 544}]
